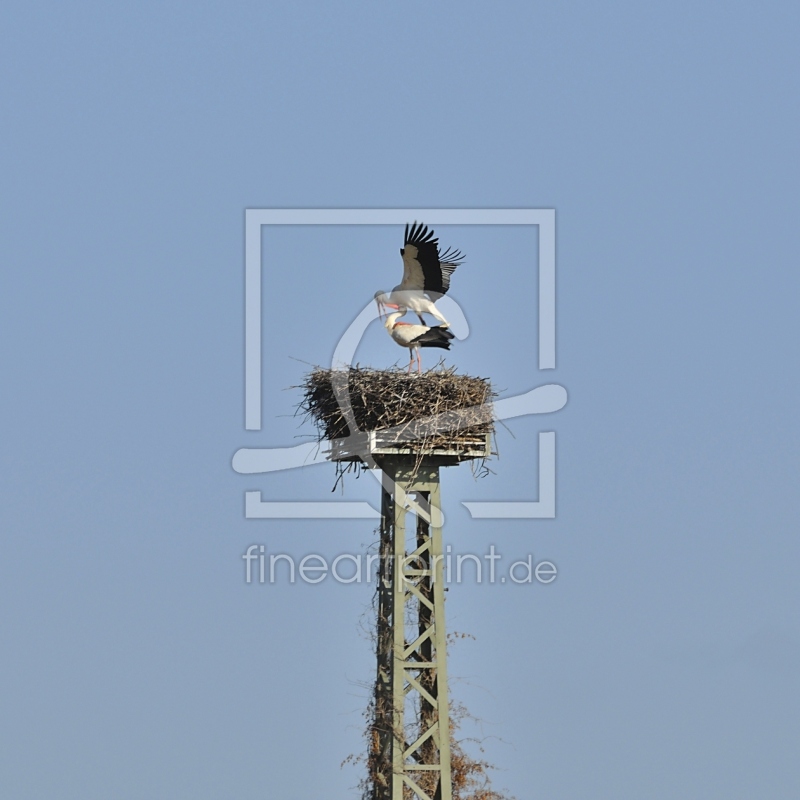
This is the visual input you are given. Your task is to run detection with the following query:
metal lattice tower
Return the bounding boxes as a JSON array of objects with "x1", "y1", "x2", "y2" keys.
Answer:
[
  {"x1": 376, "y1": 459, "x2": 450, "y2": 800},
  {"x1": 331, "y1": 433, "x2": 491, "y2": 800}
]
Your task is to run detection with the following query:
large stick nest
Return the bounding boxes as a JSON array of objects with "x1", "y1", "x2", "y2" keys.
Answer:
[{"x1": 299, "y1": 366, "x2": 495, "y2": 456}]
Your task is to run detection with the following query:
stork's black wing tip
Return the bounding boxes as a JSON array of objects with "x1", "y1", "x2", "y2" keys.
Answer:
[
  {"x1": 405, "y1": 221, "x2": 438, "y2": 247},
  {"x1": 439, "y1": 246, "x2": 465, "y2": 266}
]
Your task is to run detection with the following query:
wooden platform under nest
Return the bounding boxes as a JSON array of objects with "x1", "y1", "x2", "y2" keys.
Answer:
[{"x1": 299, "y1": 366, "x2": 496, "y2": 466}]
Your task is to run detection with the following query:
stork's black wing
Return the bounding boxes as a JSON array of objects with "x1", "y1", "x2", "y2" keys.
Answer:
[
  {"x1": 400, "y1": 222, "x2": 465, "y2": 296},
  {"x1": 410, "y1": 325, "x2": 455, "y2": 349}
]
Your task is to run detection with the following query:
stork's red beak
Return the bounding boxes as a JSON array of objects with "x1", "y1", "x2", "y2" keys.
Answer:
[{"x1": 376, "y1": 300, "x2": 399, "y2": 321}]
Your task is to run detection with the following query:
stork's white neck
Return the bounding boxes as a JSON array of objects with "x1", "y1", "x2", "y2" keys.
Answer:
[{"x1": 384, "y1": 310, "x2": 405, "y2": 330}]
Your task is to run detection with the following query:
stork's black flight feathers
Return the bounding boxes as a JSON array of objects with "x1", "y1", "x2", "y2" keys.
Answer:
[
  {"x1": 400, "y1": 222, "x2": 465, "y2": 297},
  {"x1": 410, "y1": 324, "x2": 455, "y2": 349}
]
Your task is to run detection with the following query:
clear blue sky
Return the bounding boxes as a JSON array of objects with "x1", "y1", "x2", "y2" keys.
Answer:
[{"x1": 2, "y1": 2, "x2": 799, "y2": 798}]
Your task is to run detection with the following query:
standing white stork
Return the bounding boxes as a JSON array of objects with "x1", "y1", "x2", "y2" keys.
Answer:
[
  {"x1": 383, "y1": 305, "x2": 455, "y2": 373},
  {"x1": 375, "y1": 222, "x2": 465, "y2": 327}
]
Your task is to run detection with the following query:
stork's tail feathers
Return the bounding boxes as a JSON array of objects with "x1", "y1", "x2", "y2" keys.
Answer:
[{"x1": 411, "y1": 325, "x2": 456, "y2": 350}]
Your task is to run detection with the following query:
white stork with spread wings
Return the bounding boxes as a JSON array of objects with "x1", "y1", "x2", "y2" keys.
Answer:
[
  {"x1": 374, "y1": 222, "x2": 465, "y2": 327},
  {"x1": 383, "y1": 305, "x2": 455, "y2": 373}
]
